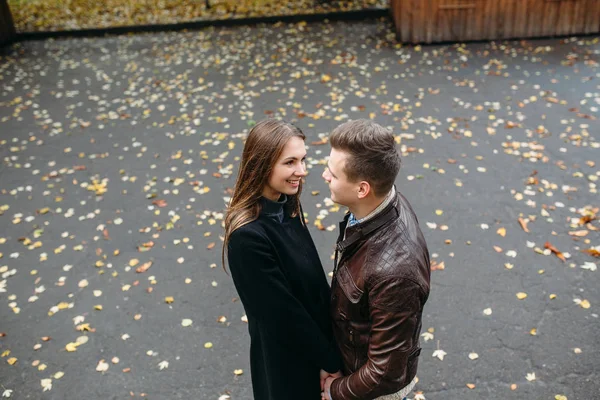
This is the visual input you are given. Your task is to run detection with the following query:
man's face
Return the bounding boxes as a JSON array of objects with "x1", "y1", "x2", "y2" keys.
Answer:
[{"x1": 322, "y1": 147, "x2": 359, "y2": 208}]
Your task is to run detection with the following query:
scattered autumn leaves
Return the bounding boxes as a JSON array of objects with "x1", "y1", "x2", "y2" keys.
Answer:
[
  {"x1": 9, "y1": 0, "x2": 387, "y2": 32},
  {"x1": 0, "y1": 18, "x2": 598, "y2": 400}
]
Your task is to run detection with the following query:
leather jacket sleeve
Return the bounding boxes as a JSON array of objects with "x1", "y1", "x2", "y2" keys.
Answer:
[{"x1": 331, "y1": 277, "x2": 423, "y2": 399}]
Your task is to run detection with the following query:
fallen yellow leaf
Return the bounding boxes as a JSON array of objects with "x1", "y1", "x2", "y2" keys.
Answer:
[{"x1": 65, "y1": 342, "x2": 79, "y2": 352}]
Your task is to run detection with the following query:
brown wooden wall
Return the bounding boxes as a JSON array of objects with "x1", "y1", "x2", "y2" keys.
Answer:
[
  {"x1": 391, "y1": 0, "x2": 600, "y2": 43},
  {"x1": 0, "y1": 0, "x2": 16, "y2": 47}
]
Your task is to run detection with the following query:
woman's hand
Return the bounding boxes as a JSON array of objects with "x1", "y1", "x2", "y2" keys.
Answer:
[
  {"x1": 320, "y1": 370, "x2": 342, "y2": 391},
  {"x1": 321, "y1": 375, "x2": 340, "y2": 400}
]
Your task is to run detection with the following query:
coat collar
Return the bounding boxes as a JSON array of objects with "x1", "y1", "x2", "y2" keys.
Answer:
[
  {"x1": 260, "y1": 194, "x2": 288, "y2": 222},
  {"x1": 336, "y1": 193, "x2": 400, "y2": 254}
]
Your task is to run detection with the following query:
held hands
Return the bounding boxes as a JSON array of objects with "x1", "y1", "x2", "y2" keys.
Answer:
[{"x1": 320, "y1": 370, "x2": 342, "y2": 400}]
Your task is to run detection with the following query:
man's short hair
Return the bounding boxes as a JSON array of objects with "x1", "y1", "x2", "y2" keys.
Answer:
[{"x1": 329, "y1": 119, "x2": 401, "y2": 197}]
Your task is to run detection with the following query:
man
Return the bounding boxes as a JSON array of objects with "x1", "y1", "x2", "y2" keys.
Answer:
[{"x1": 320, "y1": 120, "x2": 431, "y2": 400}]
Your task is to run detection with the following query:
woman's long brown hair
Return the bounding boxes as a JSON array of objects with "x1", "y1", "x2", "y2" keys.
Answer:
[{"x1": 222, "y1": 119, "x2": 306, "y2": 270}]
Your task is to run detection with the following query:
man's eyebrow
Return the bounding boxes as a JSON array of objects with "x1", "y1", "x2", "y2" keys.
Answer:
[{"x1": 327, "y1": 161, "x2": 337, "y2": 178}]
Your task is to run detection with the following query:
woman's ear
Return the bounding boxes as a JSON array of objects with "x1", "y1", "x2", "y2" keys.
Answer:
[{"x1": 357, "y1": 181, "x2": 371, "y2": 199}]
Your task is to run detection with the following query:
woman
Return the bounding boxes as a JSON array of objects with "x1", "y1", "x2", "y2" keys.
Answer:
[{"x1": 223, "y1": 119, "x2": 342, "y2": 400}]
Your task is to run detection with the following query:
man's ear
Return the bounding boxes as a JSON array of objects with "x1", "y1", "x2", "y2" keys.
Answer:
[{"x1": 357, "y1": 181, "x2": 371, "y2": 199}]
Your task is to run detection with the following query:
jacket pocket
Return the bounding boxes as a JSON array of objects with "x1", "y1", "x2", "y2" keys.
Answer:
[
  {"x1": 405, "y1": 346, "x2": 421, "y2": 383},
  {"x1": 336, "y1": 264, "x2": 363, "y2": 304}
]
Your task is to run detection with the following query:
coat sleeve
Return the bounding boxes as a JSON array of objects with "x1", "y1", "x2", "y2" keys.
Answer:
[
  {"x1": 330, "y1": 277, "x2": 423, "y2": 400},
  {"x1": 228, "y1": 226, "x2": 341, "y2": 373}
]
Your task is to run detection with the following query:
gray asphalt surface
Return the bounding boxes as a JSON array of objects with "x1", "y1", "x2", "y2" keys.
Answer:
[{"x1": 0, "y1": 19, "x2": 599, "y2": 400}]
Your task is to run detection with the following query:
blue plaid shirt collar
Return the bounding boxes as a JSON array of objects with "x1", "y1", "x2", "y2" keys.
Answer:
[{"x1": 346, "y1": 186, "x2": 396, "y2": 228}]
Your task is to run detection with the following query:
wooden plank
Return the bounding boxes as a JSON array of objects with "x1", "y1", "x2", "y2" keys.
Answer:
[
  {"x1": 584, "y1": 0, "x2": 600, "y2": 33},
  {"x1": 463, "y1": 1, "x2": 474, "y2": 40},
  {"x1": 477, "y1": 0, "x2": 489, "y2": 40},
  {"x1": 389, "y1": 0, "x2": 599, "y2": 44},
  {"x1": 487, "y1": 0, "x2": 501, "y2": 40},
  {"x1": 497, "y1": 0, "x2": 511, "y2": 39},
  {"x1": 513, "y1": 0, "x2": 529, "y2": 37},
  {"x1": 404, "y1": 0, "x2": 414, "y2": 42},
  {"x1": 500, "y1": 0, "x2": 515, "y2": 39},
  {"x1": 423, "y1": 0, "x2": 433, "y2": 43},
  {"x1": 436, "y1": 0, "x2": 451, "y2": 42},
  {"x1": 544, "y1": 0, "x2": 561, "y2": 36},
  {"x1": 556, "y1": 0, "x2": 580, "y2": 35},
  {"x1": 390, "y1": 0, "x2": 402, "y2": 41},
  {"x1": 527, "y1": 0, "x2": 545, "y2": 37},
  {"x1": 569, "y1": 0, "x2": 587, "y2": 34}
]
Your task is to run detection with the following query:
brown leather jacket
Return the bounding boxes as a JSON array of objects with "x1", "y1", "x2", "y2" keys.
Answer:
[{"x1": 330, "y1": 191, "x2": 430, "y2": 400}]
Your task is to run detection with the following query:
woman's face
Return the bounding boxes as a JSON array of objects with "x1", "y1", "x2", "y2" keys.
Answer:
[{"x1": 263, "y1": 136, "x2": 307, "y2": 201}]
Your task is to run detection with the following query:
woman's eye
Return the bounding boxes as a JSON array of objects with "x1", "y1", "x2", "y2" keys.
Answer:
[{"x1": 286, "y1": 160, "x2": 294, "y2": 165}]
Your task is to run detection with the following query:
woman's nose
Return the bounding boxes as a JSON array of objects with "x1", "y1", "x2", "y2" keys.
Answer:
[{"x1": 296, "y1": 165, "x2": 308, "y2": 177}]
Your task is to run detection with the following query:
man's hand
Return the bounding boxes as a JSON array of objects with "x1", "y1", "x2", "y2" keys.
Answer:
[
  {"x1": 321, "y1": 376, "x2": 339, "y2": 400},
  {"x1": 320, "y1": 370, "x2": 342, "y2": 391}
]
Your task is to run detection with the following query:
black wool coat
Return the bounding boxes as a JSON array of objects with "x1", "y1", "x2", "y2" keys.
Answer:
[{"x1": 228, "y1": 196, "x2": 341, "y2": 400}]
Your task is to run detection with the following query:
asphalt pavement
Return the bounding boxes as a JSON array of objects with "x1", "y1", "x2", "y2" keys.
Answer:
[{"x1": 0, "y1": 18, "x2": 599, "y2": 400}]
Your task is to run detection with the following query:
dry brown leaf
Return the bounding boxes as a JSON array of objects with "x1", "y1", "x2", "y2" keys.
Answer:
[
  {"x1": 207, "y1": 242, "x2": 216, "y2": 250},
  {"x1": 544, "y1": 242, "x2": 566, "y2": 262},
  {"x1": 579, "y1": 215, "x2": 597, "y2": 225},
  {"x1": 431, "y1": 260, "x2": 445, "y2": 271},
  {"x1": 518, "y1": 217, "x2": 530, "y2": 233},
  {"x1": 497, "y1": 227, "x2": 506, "y2": 237},
  {"x1": 568, "y1": 230, "x2": 588, "y2": 237},
  {"x1": 152, "y1": 199, "x2": 167, "y2": 208},
  {"x1": 314, "y1": 219, "x2": 325, "y2": 231},
  {"x1": 135, "y1": 261, "x2": 153, "y2": 273},
  {"x1": 310, "y1": 138, "x2": 328, "y2": 145},
  {"x1": 582, "y1": 248, "x2": 600, "y2": 258},
  {"x1": 493, "y1": 246, "x2": 503, "y2": 253},
  {"x1": 138, "y1": 241, "x2": 154, "y2": 251}
]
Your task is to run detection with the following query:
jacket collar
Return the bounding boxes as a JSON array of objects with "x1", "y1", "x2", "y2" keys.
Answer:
[{"x1": 336, "y1": 193, "x2": 400, "y2": 254}]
